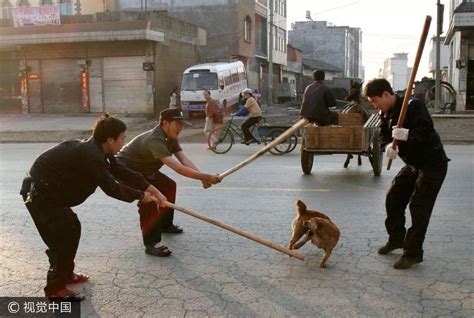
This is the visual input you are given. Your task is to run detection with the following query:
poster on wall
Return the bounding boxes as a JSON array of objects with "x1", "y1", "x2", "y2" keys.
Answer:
[{"x1": 12, "y1": 5, "x2": 60, "y2": 27}]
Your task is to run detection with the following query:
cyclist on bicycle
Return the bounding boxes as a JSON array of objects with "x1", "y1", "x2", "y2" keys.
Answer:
[{"x1": 239, "y1": 88, "x2": 262, "y2": 145}]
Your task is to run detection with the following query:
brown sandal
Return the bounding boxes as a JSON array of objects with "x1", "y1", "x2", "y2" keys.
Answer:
[
  {"x1": 145, "y1": 245, "x2": 172, "y2": 257},
  {"x1": 69, "y1": 272, "x2": 90, "y2": 284}
]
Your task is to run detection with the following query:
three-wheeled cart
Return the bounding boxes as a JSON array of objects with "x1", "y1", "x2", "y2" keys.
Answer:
[{"x1": 300, "y1": 112, "x2": 383, "y2": 175}]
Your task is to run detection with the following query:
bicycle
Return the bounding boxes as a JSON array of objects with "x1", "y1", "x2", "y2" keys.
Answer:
[
  {"x1": 208, "y1": 115, "x2": 298, "y2": 155},
  {"x1": 416, "y1": 79, "x2": 457, "y2": 114}
]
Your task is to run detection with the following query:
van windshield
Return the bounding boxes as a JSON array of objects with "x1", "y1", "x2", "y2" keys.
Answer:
[{"x1": 181, "y1": 72, "x2": 218, "y2": 91}]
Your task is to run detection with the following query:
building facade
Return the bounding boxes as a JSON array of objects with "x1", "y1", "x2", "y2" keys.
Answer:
[
  {"x1": 116, "y1": 0, "x2": 287, "y2": 104},
  {"x1": 379, "y1": 53, "x2": 412, "y2": 92},
  {"x1": 288, "y1": 20, "x2": 363, "y2": 80},
  {"x1": 445, "y1": 0, "x2": 474, "y2": 110},
  {"x1": 0, "y1": 8, "x2": 205, "y2": 114}
]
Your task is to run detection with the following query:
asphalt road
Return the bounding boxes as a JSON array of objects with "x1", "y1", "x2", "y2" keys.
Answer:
[{"x1": 0, "y1": 143, "x2": 473, "y2": 317}]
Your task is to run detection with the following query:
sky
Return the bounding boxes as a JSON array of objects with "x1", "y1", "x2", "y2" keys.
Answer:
[{"x1": 286, "y1": 0, "x2": 450, "y2": 81}]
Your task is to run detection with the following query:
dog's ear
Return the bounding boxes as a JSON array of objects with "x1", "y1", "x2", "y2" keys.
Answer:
[{"x1": 296, "y1": 200, "x2": 306, "y2": 214}]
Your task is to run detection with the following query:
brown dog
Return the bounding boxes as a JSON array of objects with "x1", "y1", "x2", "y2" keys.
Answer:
[{"x1": 288, "y1": 200, "x2": 340, "y2": 268}]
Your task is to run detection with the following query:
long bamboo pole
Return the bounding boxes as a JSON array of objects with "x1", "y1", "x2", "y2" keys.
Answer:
[
  {"x1": 220, "y1": 118, "x2": 309, "y2": 178},
  {"x1": 166, "y1": 202, "x2": 305, "y2": 261},
  {"x1": 387, "y1": 16, "x2": 432, "y2": 170}
]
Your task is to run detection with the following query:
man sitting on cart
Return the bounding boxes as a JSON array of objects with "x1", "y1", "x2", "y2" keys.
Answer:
[{"x1": 300, "y1": 70, "x2": 338, "y2": 126}]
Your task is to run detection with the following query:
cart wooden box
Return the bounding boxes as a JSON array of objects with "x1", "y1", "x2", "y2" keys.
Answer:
[
  {"x1": 301, "y1": 113, "x2": 383, "y2": 176},
  {"x1": 304, "y1": 125, "x2": 365, "y2": 151}
]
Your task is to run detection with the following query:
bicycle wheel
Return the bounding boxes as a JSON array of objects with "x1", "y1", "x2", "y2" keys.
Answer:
[
  {"x1": 265, "y1": 128, "x2": 292, "y2": 155},
  {"x1": 287, "y1": 134, "x2": 299, "y2": 153},
  {"x1": 425, "y1": 82, "x2": 456, "y2": 113},
  {"x1": 209, "y1": 128, "x2": 234, "y2": 154}
]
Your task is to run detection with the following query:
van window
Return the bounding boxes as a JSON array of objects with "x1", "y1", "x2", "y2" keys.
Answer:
[
  {"x1": 181, "y1": 72, "x2": 218, "y2": 90},
  {"x1": 238, "y1": 67, "x2": 246, "y2": 81},
  {"x1": 223, "y1": 71, "x2": 232, "y2": 86},
  {"x1": 231, "y1": 69, "x2": 239, "y2": 83}
]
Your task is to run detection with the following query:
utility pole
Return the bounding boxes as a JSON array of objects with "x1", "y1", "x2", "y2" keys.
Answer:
[
  {"x1": 435, "y1": 0, "x2": 444, "y2": 110},
  {"x1": 267, "y1": 0, "x2": 274, "y2": 107}
]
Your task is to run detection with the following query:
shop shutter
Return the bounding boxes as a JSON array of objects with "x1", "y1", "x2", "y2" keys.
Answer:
[
  {"x1": 41, "y1": 59, "x2": 82, "y2": 113},
  {"x1": 103, "y1": 56, "x2": 147, "y2": 113}
]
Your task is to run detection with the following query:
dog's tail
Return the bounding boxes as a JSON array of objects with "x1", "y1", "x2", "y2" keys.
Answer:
[{"x1": 296, "y1": 200, "x2": 306, "y2": 216}]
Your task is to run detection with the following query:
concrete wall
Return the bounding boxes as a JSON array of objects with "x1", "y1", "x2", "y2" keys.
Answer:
[
  {"x1": 288, "y1": 21, "x2": 361, "y2": 78},
  {"x1": 117, "y1": 0, "x2": 255, "y2": 61},
  {"x1": 154, "y1": 39, "x2": 199, "y2": 112}
]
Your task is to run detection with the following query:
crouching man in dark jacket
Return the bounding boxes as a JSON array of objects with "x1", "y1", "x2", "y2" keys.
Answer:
[
  {"x1": 364, "y1": 79, "x2": 449, "y2": 269},
  {"x1": 20, "y1": 113, "x2": 167, "y2": 300}
]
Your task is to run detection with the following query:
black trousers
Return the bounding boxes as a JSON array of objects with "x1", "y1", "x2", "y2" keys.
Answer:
[
  {"x1": 306, "y1": 112, "x2": 338, "y2": 126},
  {"x1": 21, "y1": 178, "x2": 81, "y2": 296},
  {"x1": 138, "y1": 171, "x2": 176, "y2": 247},
  {"x1": 241, "y1": 116, "x2": 261, "y2": 142},
  {"x1": 385, "y1": 161, "x2": 448, "y2": 258}
]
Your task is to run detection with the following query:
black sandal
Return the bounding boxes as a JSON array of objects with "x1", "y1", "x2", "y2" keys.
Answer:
[{"x1": 145, "y1": 245, "x2": 172, "y2": 257}]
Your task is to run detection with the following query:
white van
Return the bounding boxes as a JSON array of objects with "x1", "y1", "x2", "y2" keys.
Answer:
[{"x1": 180, "y1": 61, "x2": 247, "y2": 117}]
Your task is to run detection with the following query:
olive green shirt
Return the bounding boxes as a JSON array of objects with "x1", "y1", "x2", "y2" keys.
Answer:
[{"x1": 116, "y1": 126, "x2": 182, "y2": 176}]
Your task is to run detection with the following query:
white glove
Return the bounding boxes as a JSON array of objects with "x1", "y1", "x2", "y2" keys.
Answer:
[
  {"x1": 385, "y1": 143, "x2": 399, "y2": 160},
  {"x1": 392, "y1": 127, "x2": 409, "y2": 141}
]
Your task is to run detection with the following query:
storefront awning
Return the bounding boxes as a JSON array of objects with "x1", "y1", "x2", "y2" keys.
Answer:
[{"x1": 0, "y1": 21, "x2": 164, "y2": 48}]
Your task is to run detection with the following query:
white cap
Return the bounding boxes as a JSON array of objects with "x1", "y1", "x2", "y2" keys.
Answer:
[{"x1": 242, "y1": 88, "x2": 253, "y2": 94}]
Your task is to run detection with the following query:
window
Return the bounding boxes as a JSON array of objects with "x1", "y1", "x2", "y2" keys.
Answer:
[
  {"x1": 223, "y1": 71, "x2": 232, "y2": 86},
  {"x1": 238, "y1": 66, "x2": 246, "y2": 81},
  {"x1": 231, "y1": 69, "x2": 239, "y2": 83},
  {"x1": 181, "y1": 72, "x2": 218, "y2": 91},
  {"x1": 244, "y1": 16, "x2": 252, "y2": 42},
  {"x1": 1, "y1": 1, "x2": 12, "y2": 19},
  {"x1": 17, "y1": 0, "x2": 30, "y2": 6},
  {"x1": 40, "y1": 0, "x2": 53, "y2": 4}
]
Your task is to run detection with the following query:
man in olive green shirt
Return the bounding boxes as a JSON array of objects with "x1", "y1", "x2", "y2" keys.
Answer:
[{"x1": 117, "y1": 109, "x2": 221, "y2": 257}]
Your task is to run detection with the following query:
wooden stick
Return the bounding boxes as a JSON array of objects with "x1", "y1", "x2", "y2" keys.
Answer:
[
  {"x1": 220, "y1": 118, "x2": 309, "y2": 178},
  {"x1": 166, "y1": 202, "x2": 305, "y2": 261},
  {"x1": 387, "y1": 15, "x2": 432, "y2": 170}
]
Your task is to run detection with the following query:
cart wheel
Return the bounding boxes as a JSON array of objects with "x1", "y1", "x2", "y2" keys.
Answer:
[
  {"x1": 301, "y1": 150, "x2": 314, "y2": 174},
  {"x1": 369, "y1": 130, "x2": 383, "y2": 176},
  {"x1": 265, "y1": 128, "x2": 292, "y2": 155},
  {"x1": 209, "y1": 128, "x2": 234, "y2": 154}
]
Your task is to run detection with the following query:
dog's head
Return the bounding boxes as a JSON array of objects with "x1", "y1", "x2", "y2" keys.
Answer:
[
  {"x1": 296, "y1": 200, "x2": 307, "y2": 215},
  {"x1": 303, "y1": 218, "x2": 321, "y2": 232}
]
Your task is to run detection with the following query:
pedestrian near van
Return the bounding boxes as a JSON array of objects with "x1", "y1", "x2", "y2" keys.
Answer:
[
  {"x1": 240, "y1": 88, "x2": 262, "y2": 145},
  {"x1": 364, "y1": 78, "x2": 449, "y2": 269},
  {"x1": 116, "y1": 108, "x2": 222, "y2": 257},
  {"x1": 203, "y1": 90, "x2": 224, "y2": 149},
  {"x1": 169, "y1": 87, "x2": 179, "y2": 109},
  {"x1": 20, "y1": 114, "x2": 166, "y2": 301},
  {"x1": 300, "y1": 70, "x2": 338, "y2": 126}
]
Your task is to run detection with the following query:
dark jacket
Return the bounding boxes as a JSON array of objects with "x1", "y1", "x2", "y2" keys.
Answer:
[
  {"x1": 380, "y1": 95, "x2": 449, "y2": 169},
  {"x1": 27, "y1": 137, "x2": 149, "y2": 207},
  {"x1": 300, "y1": 81, "x2": 337, "y2": 125}
]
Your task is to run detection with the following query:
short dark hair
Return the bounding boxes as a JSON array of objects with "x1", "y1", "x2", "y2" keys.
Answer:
[
  {"x1": 203, "y1": 90, "x2": 211, "y2": 96},
  {"x1": 364, "y1": 78, "x2": 394, "y2": 97},
  {"x1": 92, "y1": 113, "x2": 126, "y2": 143},
  {"x1": 314, "y1": 70, "x2": 325, "y2": 81}
]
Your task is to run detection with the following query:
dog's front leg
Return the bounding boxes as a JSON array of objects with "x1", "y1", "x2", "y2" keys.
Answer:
[{"x1": 292, "y1": 234, "x2": 311, "y2": 250}]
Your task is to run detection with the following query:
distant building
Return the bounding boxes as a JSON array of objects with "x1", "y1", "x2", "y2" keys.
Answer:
[
  {"x1": 116, "y1": 0, "x2": 288, "y2": 104},
  {"x1": 278, "y1": 44, "x2": 303, "y2": 101},
  {"x1": 0, "y1": 9, "x2": 205, "y2": 114},
  {"x1": 302, "y1": 58, "x2": 342, "y2": 80},
  {"x1": 445, "y1": 0, "x2": 474, "y2": 110},
  {"x1": 288, "y1": 20, "x2": 363, "y2": 79},
  {"x1": 379, "y1": 53, "x2": 412, "y2": 92}
]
